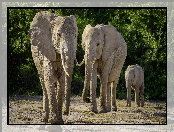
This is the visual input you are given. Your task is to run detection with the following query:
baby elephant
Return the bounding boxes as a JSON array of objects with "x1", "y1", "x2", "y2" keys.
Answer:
[{"x1": 125, "y1": 64, "x2": 144, "y2": 107}]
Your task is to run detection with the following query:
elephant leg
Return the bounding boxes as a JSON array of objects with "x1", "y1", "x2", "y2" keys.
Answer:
[
  {"x1": 42, "y1": 81, "x2": 49, "y2": 122},
  {"x1": 82, "y1": 65, "x2": 90, "y2": 103},
  {"x1": 38, "y1": 73, "x2": 49, "y2": 122},
  {"x1": 135, "y1": 88, "x2": 140, "y2": 107},
  {"x1": 111, "y1": 81, "x2": 117, "y2": 111},
  {"x1": 35, "y1": 58, "x2": 49, "y2": 123},
  {"x1": 107, "y1": 82, "x2": 111, "y2": 112},
  {"x1": 140, "y1": 85, "x2": 144, "y2": 107},
  {"x1": 64, "y1": 74, "x2": 72, "y2": 115},
  {"x1": 55, "y1": 72, "x2": 65, "y2": 124},
  {"x1": 99, "y1": 76, "x2": 108, "y2": 113},
  {"x1": 126, "y1": 87, "x2": 131, "y2": 107},
  {"x1": 44, "y1": 61, "x2": 59, "y2": 124},
  {"x1": 89, "y1": 63, "x2": 98, "y2": 113}
]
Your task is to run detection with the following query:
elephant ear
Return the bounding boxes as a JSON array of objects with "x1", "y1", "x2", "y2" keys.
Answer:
[
  {"x1": 28, "y1": 11, "x2": 56, "y2": 61},
  {"x1": 82, "y1": 24, "x2": 92, "y2": 50},
  {"x1": 68, "y1": 15, "x2": 78, "y2": 59},
  {"x1": 97, "y1": 25, "x2": 125, "y2": 62},
  {"x1": 50, "y1": 15, "x2": 77, "y2": 56},
  {"x1": 50, "y1": 16, "x2": 65, "y2": 54}
]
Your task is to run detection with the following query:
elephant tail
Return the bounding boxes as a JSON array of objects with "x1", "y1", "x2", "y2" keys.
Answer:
[{"x1": 76, "y1": 58, "x2": 85, "y2": 66}]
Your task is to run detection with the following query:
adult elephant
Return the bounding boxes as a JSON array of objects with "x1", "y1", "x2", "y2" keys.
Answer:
[
  {"x1": 78, "y1": 24, "x2": 127, "y2": 113},
  {"x1": 125, "y1": 64, "x2": 144, "y2": 107},
  {"x1": 28, "y1": 11, "x2": 77, "y2": 124}
]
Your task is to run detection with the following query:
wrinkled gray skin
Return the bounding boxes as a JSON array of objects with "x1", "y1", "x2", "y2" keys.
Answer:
[
  {"x1": 80, "y1": 24, "x2": 127, "y2": 113},
  {"x1": 125, "y1": 64, "x2": 144, "y2": 107},
  {"x1": 28, "y1": 11, "x2": 77, "y2": 124}
]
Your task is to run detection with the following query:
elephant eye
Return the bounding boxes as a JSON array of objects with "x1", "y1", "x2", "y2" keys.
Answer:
[{"x1": 97, "y1": 43, "x2": 100, "y2": 46}]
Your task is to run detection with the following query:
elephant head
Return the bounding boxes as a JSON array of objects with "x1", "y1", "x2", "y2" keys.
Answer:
[
  {"x1": 81, "y1": 24, "x2": 105, "y2": 102},
  {"x1": 50, "y1": 15, "x2": 77, "y2": 76},
  {"x1": 29, "y1": 12, "x2": 77, "y2": 77},
  {"x1": 82, "y1": 24, "x2": 105, "y2": 63}
]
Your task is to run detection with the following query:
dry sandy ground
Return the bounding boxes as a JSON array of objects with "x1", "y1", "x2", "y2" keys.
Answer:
[
  {"x1": 8, "y1": 95, "x2": 166, "y2": 124},
  {"x1": 2, "y1": 95, "x2": 174, "y2": 131}
]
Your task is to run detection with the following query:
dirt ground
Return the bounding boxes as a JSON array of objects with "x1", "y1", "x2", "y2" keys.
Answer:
[{"x1": 9, "y1": 95, "x2": 166, "y2": 124}]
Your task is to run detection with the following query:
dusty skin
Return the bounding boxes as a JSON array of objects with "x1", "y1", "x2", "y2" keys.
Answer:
[
  {"x1": 28, "y1": 11, "x2": 78, "y2": 124},
  {"x1": 125, "y1": 64, "x2": 144, "y2": 107},
  {"x1": 9, "y1": 95, "x2": 166, "y2": 124},
  {"x1": 80, "y1": 24, "x2": 127, "y2": 113}
]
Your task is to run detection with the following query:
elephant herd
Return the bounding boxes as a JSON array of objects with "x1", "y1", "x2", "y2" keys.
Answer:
[{"x1": 28, "y1": 11, "x2": 144, "y2": 124}]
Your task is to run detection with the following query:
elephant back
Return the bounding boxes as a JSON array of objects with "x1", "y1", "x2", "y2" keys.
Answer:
[
  {"x1": 28, "y1": 11, "x2": 57, "y2": 61},
  {"x1": 125, "y1": 64, "x2": 144, "y2": 87}
]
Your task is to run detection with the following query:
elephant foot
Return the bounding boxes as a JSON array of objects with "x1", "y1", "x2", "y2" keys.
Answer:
[
  {"x1": 63, "y1": 111, "x2": 69, "y2": 116},
  {"x1": 48, "y1": 112, "x2": 64, "y2": 124},
  {"x1": 98, "y1": 109, "x2": 107, "y2": 113},
  {"x1": 91, "y1": 110, "x2": 98, "y2": 114},
  {"x1": 48, "y1": 118, "x2": 64, "y2": 124},
  {"x1": 141, "y1": 104, "x2": 144, "y2": 107},
  {"x1": 42, "y1": 114, "x2": 49, "y2": 123},
  {"x1": 98, "y1": 106, "x2": 107, "y2": 113},
  {"x1": 63, "y1": 108, "x2": 70, "y2": 115},
  {"x1": 90, "y1": 108, "x2": 98, "y2": 114},
  {"x1": 136, "y1": 104, "x2": 140, "y2": 107},
  {"x1": 141, "y1": 101, "x2": 144, "y2": 107},
  {"x1": 126, "y1": 104, "x2": 131, "y2": 107},
  {"x1": 89, "y1": 104, "x2": 98, "y2": 113},
  {"x1": 107, "y1": 108, "x2": 111, "y2": 112},
  {"x1": 85, "y1": 97, "x2": 91, "y2": 103},
  {"x1": 112, "y1": 106, "x2": 117, "y2": 112},
  {"x1": 41, "y1": 117, "x2": 48, "y2": 123}
]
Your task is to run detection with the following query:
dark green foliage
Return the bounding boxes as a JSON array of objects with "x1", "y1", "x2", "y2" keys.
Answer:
[{"x1": 8, "y1": 8, "x2": 166, "y2": 100}]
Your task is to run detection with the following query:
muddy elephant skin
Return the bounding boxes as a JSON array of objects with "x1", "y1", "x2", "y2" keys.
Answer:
[{"x1": 28, "y1": 11, "x2": 78, "y2": 124}]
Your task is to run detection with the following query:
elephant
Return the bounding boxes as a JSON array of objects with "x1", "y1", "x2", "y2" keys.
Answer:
[
  {"x1": 28, "y1": 11, "x2": 78, "y2": 124},
  {"x1": 77, "y1": 24, "x2": 127, "y2": 113},
  {"x1": 125, "y1": 64, "x2": 144, "y2": 107}
]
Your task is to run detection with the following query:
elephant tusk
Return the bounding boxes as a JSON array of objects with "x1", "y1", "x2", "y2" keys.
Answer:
[
  {"x1": 65, "y1": 71, "x2": 70, "y2": 77},
  {"x1": 61, "y1": 55, "x2": 70, "y2": 77},
  {"x1": 62, "y1": 64, "x2": 70, "y2": 77}
]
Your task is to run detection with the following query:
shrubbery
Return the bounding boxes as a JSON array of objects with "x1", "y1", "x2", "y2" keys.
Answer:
[{"x1": 8, "y1": 8, "x2": 166, "y2": 100}]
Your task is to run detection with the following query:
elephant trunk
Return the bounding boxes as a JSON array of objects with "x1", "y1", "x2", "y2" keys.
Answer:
[
  {"x1": 61, "y1": 41, "x2": 75, "y2": 115},
  {"x1": 125, "y1": 76, "x2": 132, "y2": 107},
  {"x1": 60, "y1": 40, "x2": 75, "y2": 76},
  {"x1": 64, "y1": 74, "x2": 72, "y2": 115},
  {"x1": 82, "y1": 44, "x2": 97, "y2": 103},
  {"x1": 82, "y1": 55, "x2": 92, "y2": 103}
]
